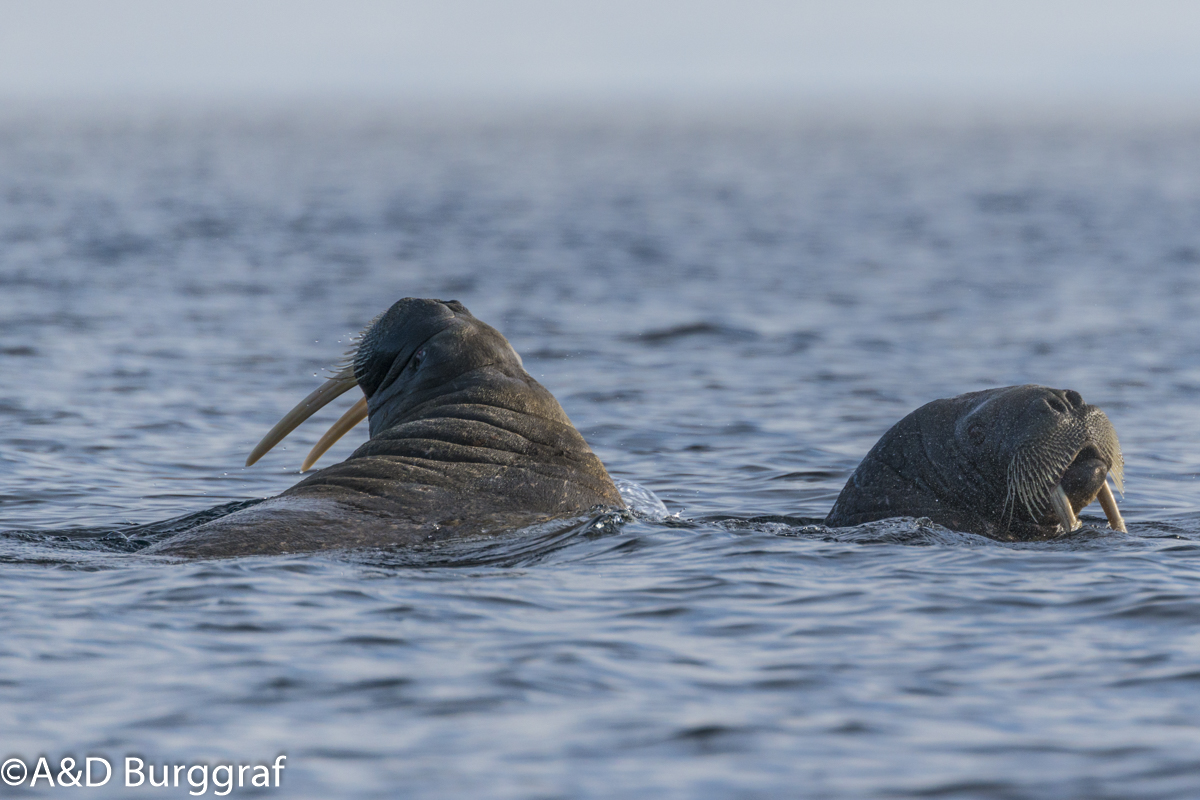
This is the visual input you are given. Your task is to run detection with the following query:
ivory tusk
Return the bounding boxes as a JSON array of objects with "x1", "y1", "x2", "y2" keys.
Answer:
[
  {"x1": 1050, "y1": 484, "x2": 1081, "y2": 534},
  {"x1": 245, "y1": 367, "x2": 358, "y2": 467},
  {"x1": 301, "y1": 396, "x2": 369, "y2": 472},
  {"x1": 1096, "y1": 479, "x2": 1127, "y2": 533}
]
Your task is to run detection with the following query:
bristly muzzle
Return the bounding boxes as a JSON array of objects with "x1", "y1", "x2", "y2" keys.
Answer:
[
  {"x1": 325, "y1": 310, "x2": 385, "y2": 383},
  {"x1": 1004, "y1": 408, "x2": 1124, "y2": 532}
]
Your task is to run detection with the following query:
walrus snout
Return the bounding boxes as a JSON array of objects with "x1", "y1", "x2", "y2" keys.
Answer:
[
  {"x1": 1011, "y1": 390, "x2": 1126, "y2": 535},
  {"x1": 1042, "y1": 446, "x2": 1125, "y2": 534}
]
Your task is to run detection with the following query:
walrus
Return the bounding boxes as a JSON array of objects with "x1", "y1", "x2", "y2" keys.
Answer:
[
  {"x1": 144, "y1": 298, "x2": 624, "y2": 557},
  {"x1": 824, "y1": 385, "x2": 1126, "y2": 540}
]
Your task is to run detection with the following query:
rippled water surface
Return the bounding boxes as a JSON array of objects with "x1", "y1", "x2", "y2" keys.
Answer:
[{"x1": 4, "y1": 105, "x2": 1200, "y2": 798}]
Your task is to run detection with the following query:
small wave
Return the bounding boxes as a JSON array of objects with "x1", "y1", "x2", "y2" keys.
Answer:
[
  {"x1": 614, "y1": 478, "x2": 674, "y2": 521},
  {"x1": 341, "y1": 510, "x2": 629, "y2": 569},
  {"x1": 0, "y1": 499, "x2": 265, "y2": 559},
  {"x1": 623, "y1": 322, "x2": 759, "y2": 345},
  {"x1": 702, "y1": 514, "x2": 1151, "y2": 549}
]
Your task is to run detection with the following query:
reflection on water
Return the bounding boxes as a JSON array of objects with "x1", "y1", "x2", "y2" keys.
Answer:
[{"x1": 3, "y1": 106, "x2": 1200, "y2": 798}]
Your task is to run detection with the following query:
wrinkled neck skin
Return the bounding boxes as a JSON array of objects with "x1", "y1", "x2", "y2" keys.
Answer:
[
  {"x1": 366, "y1": 350, "x2": 572, "y2": 440},
  {"x1": 825, "y1": 386, "x2": 1118, "y2": 541},
  {"x1": 360, "y1": 311, "x2": 556, "y2": 435}
]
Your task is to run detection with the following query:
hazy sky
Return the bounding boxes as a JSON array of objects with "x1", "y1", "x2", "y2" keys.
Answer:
[{"x1": 3, "y1": 0, "x2": 1200, "y2": 102}]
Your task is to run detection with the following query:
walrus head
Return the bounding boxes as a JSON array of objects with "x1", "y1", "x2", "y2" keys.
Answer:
[
  {"x1": 824, "y1": 385, "x2": 1126, "y2": 540},
  {"x1": 245, "y1": 298, "x2": 525, "y2": 471}
]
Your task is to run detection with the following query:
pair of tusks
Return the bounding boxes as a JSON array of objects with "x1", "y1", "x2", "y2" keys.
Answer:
[
  {"x1": 1050, "y1": 478, "x2": 1126, "y2": 534},
  {"x1": 244, "y1": 367, "x2": 369, "y2": 472}
]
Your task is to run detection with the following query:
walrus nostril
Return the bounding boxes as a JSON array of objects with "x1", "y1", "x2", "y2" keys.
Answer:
[
  {"x1": 1045, "y1": 395, "x2": 1069, "y2": 415},
  {"x1": 1065, "y1": 389, "x2": 1084, "y2": 408}
]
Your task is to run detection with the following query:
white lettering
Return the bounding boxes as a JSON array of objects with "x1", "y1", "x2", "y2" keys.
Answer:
[
  {"x1": 213, "y1": 764, "x2": 233, "y2": 796},
  {"x1": 150, "y1": 763, "x2": 170, "y2": 787},
  {"x1": 188, "y1": 764, "x2": 208, "y2": 795},
  {"x1": 86, "y1": 757, "x2": 111, "y2": 786},
  {"x1": 126, "y1": 757, "x2": 145, "y2": 787},
  {"x1": 1, "y1": 758, "x2": 27, "y2": 787},
  {"x1": 57, "y1": 757, "x2": 83, "y2": 786},
  {"x1": 29, "y1": 757, "x2": 54, "y2": 787},
  {"x1": 14, "y1": 754, "x2": 290, "y2": 791}
]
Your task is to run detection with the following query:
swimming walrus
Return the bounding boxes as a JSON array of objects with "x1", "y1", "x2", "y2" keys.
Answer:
[
  {"x1": 824, "y1": 385, "x2": 1126, "y2": 540},
  {"x1": 144, "y1": 298, "x2": 624, "y2": 557}
]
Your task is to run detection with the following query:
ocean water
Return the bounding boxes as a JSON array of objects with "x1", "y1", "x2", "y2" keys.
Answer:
[{"x1": 3, "y1": 104, "x2": 1200, "y2": 798}]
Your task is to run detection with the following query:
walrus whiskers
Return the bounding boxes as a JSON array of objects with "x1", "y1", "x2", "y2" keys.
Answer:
[
  {"x1": 1006, "y1": 418, "x2": 1126, "y2": 533},
  {"x1": 1007, "y1": 448, "x2": 1066, "y2": 525},
  {"x1": 1107, "y1": 462, "x2": 1125, "y2": 495}
]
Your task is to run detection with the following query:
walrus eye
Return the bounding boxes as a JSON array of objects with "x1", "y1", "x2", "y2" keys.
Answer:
[
  {"x1": 411, "y1": 348, "x2": 426, "y2": 369},
  {"x1": 967, "y1": 422, "x2": 985, "y2": 446}
]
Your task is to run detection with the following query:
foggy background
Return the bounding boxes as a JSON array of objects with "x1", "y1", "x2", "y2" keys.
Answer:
[{"x1": 2, "y1": 0, "x2": 1200, "y2": 106}]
